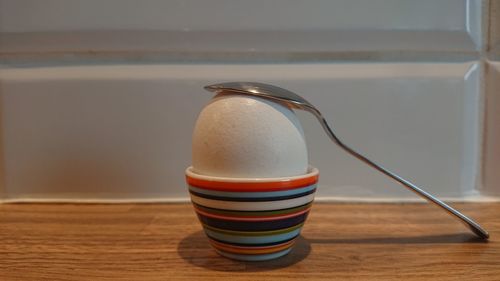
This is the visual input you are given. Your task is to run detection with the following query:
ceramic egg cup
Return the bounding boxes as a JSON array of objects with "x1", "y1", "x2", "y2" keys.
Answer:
[{"x1": 185, "y1": 166, "x2": 319, "y2": 261}]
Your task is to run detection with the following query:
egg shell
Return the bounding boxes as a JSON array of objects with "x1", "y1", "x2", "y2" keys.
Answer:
[{"x1": 192, "y1": 94, "x2": 308, "y2": 178}]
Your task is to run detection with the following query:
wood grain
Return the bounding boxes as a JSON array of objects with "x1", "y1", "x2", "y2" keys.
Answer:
[{"x1": 0, "y1": 202, "x2": 499, "y2": 280}]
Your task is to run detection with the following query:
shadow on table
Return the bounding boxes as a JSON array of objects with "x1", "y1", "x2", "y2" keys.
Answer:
[
  {"x1": 177, "y1": 230, "x2": 311, "y2": 272},
  {"x1": 307, "y1": 232, "x2": 488, "y2": 244},
  {"x1": 178, "y1": 231, "x2": 487, "y2": 271}
]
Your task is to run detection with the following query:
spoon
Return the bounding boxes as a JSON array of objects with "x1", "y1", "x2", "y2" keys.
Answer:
[{"x1": 204, "y1": 81, "x2": 489, "y2": 239}]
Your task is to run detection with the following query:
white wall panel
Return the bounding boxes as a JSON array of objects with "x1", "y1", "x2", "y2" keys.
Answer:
[
  {"x1": 484, "y1": 62, "x2": 500, "y2": 196},
  {"x1": 0, "y1": 63, "x2": 480, "y2": 200},
  {"x1": 491, "y1": 0, "x2": 500, "y2": 58},
  {"x1": 0, "y1": 0, "x2": 482, "y2": 56}
]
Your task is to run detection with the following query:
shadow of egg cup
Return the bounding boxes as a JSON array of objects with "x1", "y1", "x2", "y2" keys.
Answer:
[{"x1": 185, "y1": 166, "x2": 319, "y2": 262}]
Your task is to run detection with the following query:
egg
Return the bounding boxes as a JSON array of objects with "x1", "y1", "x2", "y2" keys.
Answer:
[{"x1": 192, "y1": 93, "x2": 308, "y2": 178}]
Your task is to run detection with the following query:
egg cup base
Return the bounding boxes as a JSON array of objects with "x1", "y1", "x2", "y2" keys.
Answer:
[{"x1": 214, "y1": 247, "x2": 293, "y2": 262}]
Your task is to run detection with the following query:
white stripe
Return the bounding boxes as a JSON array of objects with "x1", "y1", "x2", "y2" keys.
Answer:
[{"x1": 190, "y1": 193, "x2": 315, "y2": 211}]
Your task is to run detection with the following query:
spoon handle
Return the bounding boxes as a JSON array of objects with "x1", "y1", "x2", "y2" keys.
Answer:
[{"x1": 311, "y1": 109, "x2": 489, "y2": 239}]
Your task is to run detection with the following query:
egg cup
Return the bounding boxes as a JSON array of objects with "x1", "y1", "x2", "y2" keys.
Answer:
[{"x1": 185, "y1": 166, "x2": 319, "y2": 261}]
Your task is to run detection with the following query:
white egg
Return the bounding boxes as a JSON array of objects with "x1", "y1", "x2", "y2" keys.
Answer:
[{"x1": 192, "y1": 94, "x2": 308, "y2": 178}]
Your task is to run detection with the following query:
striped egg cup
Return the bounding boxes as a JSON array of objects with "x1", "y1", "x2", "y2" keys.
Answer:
[{"x1": 185, "y1": 166, "x2": 319, "y2": 261}]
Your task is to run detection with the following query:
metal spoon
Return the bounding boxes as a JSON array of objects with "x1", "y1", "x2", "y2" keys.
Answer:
[{"x1": 204, "y1": 81, "x2": 489, "y2": 239}]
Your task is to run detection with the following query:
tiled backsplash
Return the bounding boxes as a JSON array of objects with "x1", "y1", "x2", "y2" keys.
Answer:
[
  {"x1": 490, "y1": 1, "x2": 500, "y2": 59},
  {"x1": 0, "y1": 0, "x2": 498, "y2": 201},
  {"x1": 485, "y1": 62, "x2": 500, "y2": 196},
  {"x1": 0, "y1": 0, "x2": 485, "y2": 61}
]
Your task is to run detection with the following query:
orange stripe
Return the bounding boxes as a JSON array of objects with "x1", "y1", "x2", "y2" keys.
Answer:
[
  {"x1": 209, "y1": 239, "x2": 296, "y2": 255},
  {"x1": 186, "y1": 174, "x2": 318, "y2": 192},
  {"x1": 194, "y1": 206, "x2": 311, "y2": 221}
]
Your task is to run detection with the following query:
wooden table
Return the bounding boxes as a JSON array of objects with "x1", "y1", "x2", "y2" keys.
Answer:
[{"x1": 0, "y1": 203, "x2": 498, "y2": 280}]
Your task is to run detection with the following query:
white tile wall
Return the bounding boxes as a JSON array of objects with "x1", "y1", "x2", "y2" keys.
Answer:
[
  {"x1": 0, "y1": 0, "x2": 498, "y2": 201},
  {"x1": 0, "y1": 63, "x2": 480, "y2": 200},
  {"x1": 484, "y1": 2, "x2": 500, "y2": 196},
  {"x1": 491, "y1": 0, "x2": 500, "y2": 58},
  {"x1": 0, "y1": 0, "x2": 482, "y2": 57},
  {"x1": 484, "y1": 62, "x2": 500, "y2": 196}
]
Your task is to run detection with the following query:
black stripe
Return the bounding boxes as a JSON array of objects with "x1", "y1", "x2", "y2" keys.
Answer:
[
  {"x1": 189, "y1": 188, "x2": 316, "y2": 202},
  {"x1": 197, "y1": 212, "x2": 309, "y2": 232},
  {"x1": 206, "y1": 233, "x2": 299, "y2": 247},
  {"x1": 192, "y1": 201, "x2": 313, "y2": 214}
]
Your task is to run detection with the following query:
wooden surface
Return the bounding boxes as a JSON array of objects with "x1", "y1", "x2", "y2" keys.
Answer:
[{"x1": 0, "y1": 202, "x2": 499, "y2": 280}]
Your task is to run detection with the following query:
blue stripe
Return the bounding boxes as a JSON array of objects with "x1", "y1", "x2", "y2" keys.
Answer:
[
  {"x1": 189, "y1": 188, "x2": 315, "y2": 202},
  {"x1": 188, "y1": 184, "x2": 316, "y2": 198},
  {"x1": 197, "y1": 212, "x2": 309, "y2": 231},
  {"x1": 203, "y1": 227, "x2": 302, "y2": 245}
]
